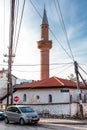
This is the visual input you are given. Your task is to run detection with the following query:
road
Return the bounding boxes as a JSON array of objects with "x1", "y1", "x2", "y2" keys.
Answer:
[{"x1": 0, "y1": 120, "x2": 87, "y2": 130}]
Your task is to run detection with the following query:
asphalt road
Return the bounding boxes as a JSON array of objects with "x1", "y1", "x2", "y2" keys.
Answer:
[{"x1": 0, "y1": 120, "x2": 87, "y2": 130}]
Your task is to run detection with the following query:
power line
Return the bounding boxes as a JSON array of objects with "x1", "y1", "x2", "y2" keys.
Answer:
[
  {"x1": 52, "y1": 64, "x2": 73, "y2": 76},
  {"x1": 11, "y1": 62, "x2": 72, "y2": 66},
  {"x1": 78, "y1": 65, "x2": 87, "y2": 76},
  {"x1": 29, "y1": 0, "x2": 73, "y2": 61},
  {"x1": 3, "y1": 0, "x2": 6, "y2": 54},
  {"x1": 0, "y1": 62, "x2": 73, "y2": 67},
  {"x1": 14, "y1": 0, "x2": 26, "y2": 55},
  {"x1": 12, "y1": 63, "x2": 73, "y2": 75},
  {"x1": 56, "y1": 0, "x2": 75, "y2": 61},
  {"x1": 12, "y1": 69, "x2": 40, "y2": 73},
  {"x1": 49, "y1": 28, "x2": 73, "y2": 59},
  {"x1": 13, "y1": 0, "x2": 19, "y2": 54},
  {"x1": 29, "y1": 0, "x2": 42, "y2": 18}
]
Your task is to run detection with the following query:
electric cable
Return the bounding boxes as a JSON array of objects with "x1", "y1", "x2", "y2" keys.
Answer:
[
  {"x1": 13, "y1": 0, "x2": 19, "y2": 55},
  {"x1": 56, "y1": 0, "x2": 75, "y2": 61},
  {"x1": 52, "y1": 64, "x2": 73, "y2": 76},
  {"x1": 14, "y1": 0, "x2": 26, "y2": 55},
  {"x1": 3, "y1": 0, "x2": 6, "y2": 54},
  {"x1": 78, "y1": 65, "x2": 87, "y2": 76},
  {"x1": 29, "y1": 0, "x2": 73, "y2": 61}
]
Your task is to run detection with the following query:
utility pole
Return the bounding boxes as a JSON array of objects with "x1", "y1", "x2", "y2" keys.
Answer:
[
  {"x1": 7, "y1": 0, "x2": 15, "y2": 105},
  {"x1": 74, "y1": 61, "x2": 83, "y2": 118}
]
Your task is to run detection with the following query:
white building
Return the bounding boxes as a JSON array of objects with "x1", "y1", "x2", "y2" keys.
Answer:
[
  {"x1": 0, "y1": 69, "x2": 17, "y2": 99},
  {"x1": 2, "y1": 76, "x2": 87, "y2": 118}
]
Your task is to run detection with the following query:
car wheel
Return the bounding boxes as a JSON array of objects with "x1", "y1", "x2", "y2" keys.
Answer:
[
  {"x1": 19, "y1": 118, "x2": 25, "y2": 125},
  {"x1": 5, "y1": 117, "x2": 9, "y2": 124}
]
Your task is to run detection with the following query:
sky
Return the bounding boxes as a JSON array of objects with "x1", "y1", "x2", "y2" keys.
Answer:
[{"x1": 0, "y1": 0, "x2": 87, "y2": 81}]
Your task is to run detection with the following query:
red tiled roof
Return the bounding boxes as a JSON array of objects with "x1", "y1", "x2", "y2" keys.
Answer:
[{"x1": 15, "y1": 76, "x2": 86, "y2": 89}]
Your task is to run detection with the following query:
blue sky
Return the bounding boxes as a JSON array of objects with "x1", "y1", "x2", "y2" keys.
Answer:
[{"x1": 0, "y1": 0, "x2": 87, "y2": 80}]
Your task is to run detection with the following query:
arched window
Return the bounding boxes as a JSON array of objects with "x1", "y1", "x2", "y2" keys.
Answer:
[
  {"x1": 84, "y1": 95, "x2": 86, "y2": 102},
  {"x1": 36, "y1": 95, "x2": 40, "y2": 100},
  {"x1": 48, "y1": 94, "x2": 52, "y2": 103},
  {"x1": 23, "y1": 94, "x2": 26, "y2": 102}
]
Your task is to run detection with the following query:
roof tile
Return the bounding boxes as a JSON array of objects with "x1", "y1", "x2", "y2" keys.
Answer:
[{"x1": 15, "y1": 76, "x2": 86, "y2": 89}]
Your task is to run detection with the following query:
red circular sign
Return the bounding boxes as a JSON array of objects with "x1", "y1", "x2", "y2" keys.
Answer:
[{"x1": 14, "y1": 96, "x2": 19, "y2": 102}]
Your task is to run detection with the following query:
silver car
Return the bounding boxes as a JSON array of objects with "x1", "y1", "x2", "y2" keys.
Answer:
[{"x1": 4, "y1": 105, "x2": 40, "y2": 125}]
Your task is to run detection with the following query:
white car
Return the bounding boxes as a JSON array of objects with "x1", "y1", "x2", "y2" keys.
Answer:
[{"x1": 4, "y1": 105, "x2": 40, "y2": 125}]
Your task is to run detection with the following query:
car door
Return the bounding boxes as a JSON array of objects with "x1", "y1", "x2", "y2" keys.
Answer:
[
  {"x1": 10, "y1": 107, "x2": 21, "y2": 122},
  {"x1": 6, "y1": 107, "x2": 14, "y2": 121}
]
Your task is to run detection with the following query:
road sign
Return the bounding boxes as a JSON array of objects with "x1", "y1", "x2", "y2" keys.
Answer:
[
  {"x1": 13, "y1": 96, "x2": 19, "y2": 102},
  {"x1": 61, "y1": 90, "x2": 69, "y2": 93}
]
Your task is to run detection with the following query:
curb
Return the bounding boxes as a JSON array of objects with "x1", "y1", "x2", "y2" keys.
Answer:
[{"x1": 40, "y1": 118, "x2": 87, "y2": 125}]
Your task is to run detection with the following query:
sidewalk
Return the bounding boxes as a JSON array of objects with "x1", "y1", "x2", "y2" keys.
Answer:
[{"x1": 40, "y1": 118, "x2": 87, "y2": 125}]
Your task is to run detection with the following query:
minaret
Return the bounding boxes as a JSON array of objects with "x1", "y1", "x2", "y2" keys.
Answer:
[{"x1": 37, "y1": 7, "x2": 52, "y2": 80}]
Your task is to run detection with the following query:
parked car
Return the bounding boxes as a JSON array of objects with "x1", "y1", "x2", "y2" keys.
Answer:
[
  {"x1": 4, "y1": 105, "x2": 40, "y2": 125},
  {"x1": 0, "y1": 110, "x2": 5, "y2": 120}
]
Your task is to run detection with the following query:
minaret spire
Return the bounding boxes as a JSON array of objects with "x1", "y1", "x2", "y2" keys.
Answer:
[
  {"x1": 41, "y1": 6, "x2": 49, "y2": 40},
  {"x1": 42, "y1": 5, "x2": 48, "y2": 25}
]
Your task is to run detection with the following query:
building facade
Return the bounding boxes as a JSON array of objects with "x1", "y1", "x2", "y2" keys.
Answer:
[
  {"x1": 0, "y1": 69, "x2": 17, "y2": 99},
  {"x1": 2, "y1": 77, "x2": 87, "y2": 117}
]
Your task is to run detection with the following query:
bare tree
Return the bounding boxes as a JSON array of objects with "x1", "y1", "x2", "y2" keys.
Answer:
[{"x1": 67, "y1": 74, "x2": 77, "y2": 82}]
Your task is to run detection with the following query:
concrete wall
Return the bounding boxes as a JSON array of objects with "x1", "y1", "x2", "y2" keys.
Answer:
[
  {"x1": 12, "y1": 88, "x2": 70, "y2": 104},
  {"x1": 83, "y1": 103, "x2": 87, "y2": 117},
  {"x1": 28, "y1": 104, "x2": 70, "y2": 116}
]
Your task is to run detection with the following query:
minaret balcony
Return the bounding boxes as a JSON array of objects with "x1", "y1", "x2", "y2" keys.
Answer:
[{"x1": 37, "y1": 40, "x2": 52, "y2": 49}]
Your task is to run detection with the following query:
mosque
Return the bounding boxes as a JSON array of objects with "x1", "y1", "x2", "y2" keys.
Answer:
[{"x1": 2, "y1": 7, "x2": 87, "y2": 118}]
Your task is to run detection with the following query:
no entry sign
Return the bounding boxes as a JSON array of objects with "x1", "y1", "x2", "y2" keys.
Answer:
[{"x1": 13, "y1": 96, "x2": 19, "y2": 102}]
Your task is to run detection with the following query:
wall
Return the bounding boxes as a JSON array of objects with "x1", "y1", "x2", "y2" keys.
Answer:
[
  {"x1": 29, "y1": 104, "x2": 70, "y2": 116},
  {"x1": 2, "y1": 87, "x2": 87, "y2": 117},
  {"x1": 83, "y1": 103, "x2": 87, "y2": 117},
  {"x1": 71, "y1": 103, "x2": 78, "y2": 116},
  {"x1": 12, "y1": 88, "x2": 70, "y2": 104},
  {"x1": 0, "y1": 71, "x2": 17, "y2": 99}
]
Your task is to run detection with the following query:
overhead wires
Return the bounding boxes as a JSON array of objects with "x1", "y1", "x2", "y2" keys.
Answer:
[
  {"x1": 3, "y1": 0, "x2": 6, "y2": 54},
  {"x1": 13, "y1": 0, "x2": 19, "y2": 55},
  {"x1": 28, "y1": 0, "x2": 76, "y2": 77},
  {"x1": 3, "y1": 0, "x2": 86, "y2": 79},
  {"x1": 29, "y1": 0, "x2": 73, "y2": 61},
  {"x1": 13, "y1": 0, "x2": 26, "y2": 55},
  {"x1": 55, "y1": 0, "x2": 75, "y2": 61}
]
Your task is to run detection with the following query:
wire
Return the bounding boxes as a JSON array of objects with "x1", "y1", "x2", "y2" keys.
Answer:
[
  {"x1": 3, "y1": 0, "x2": 6, "y2": 54},
  {"x1": 49, "y1": 28, "x2": 73, "y2": 59},
  {"x1": 0, "y1": 62, "x2": 73, "y2": 67},
  {"x1": 78, "y1": 65, "x2": 87, "y2": 76},
  {"x1": 29, "y1": 0, "x2": 42, "y2": 18},
  {"x1": 14, "y1": 0, "x2": 26, "y2": 55},
  {"x1": 29, "y1": 0, "x2": 73, "y2": 61},
  {"x1": 13, "y1": 0, "x2": 19, "y2": 54},
  {"x1": 12, "y1": 69, "x2": 40, "y2": 73},
  {"x1": 12, "y1": 62, "x2": 72, "y2": 66},
  {"x1": 56, "y1": 0, "x2": 75, "y2": 61},
  {"x1": 53, "y1": 64, "x2": 73, "y2": 76}
]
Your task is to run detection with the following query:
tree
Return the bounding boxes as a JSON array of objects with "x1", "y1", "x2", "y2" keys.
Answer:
[{"x1": 67, "y1": 74, "x2": 77, "y2": 82}]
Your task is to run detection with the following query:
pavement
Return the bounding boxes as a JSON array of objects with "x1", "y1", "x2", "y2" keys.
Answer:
[{"x1": 40, "y1": 118, "x2": 87, "y2": 125}]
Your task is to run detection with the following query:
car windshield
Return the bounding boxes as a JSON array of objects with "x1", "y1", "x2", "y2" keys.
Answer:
[{"x1": 19, "y1": 107, "x2": 34, "y2": 113}]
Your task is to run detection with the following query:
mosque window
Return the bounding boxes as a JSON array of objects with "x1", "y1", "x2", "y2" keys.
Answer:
[
  {"x1": 23, "y1": 94, "x2": 27, "y2": 102},
  {"x1": 36, "y1": 95, "x2": 40, "y2": 100},
  {"x1": 48, "y1": 94, "x2": 52, "y2": 103}
]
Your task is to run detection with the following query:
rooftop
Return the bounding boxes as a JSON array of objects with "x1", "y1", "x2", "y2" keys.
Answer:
[{"x1": 15, "y1": 76, "x2": 86, "y2": 89}]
